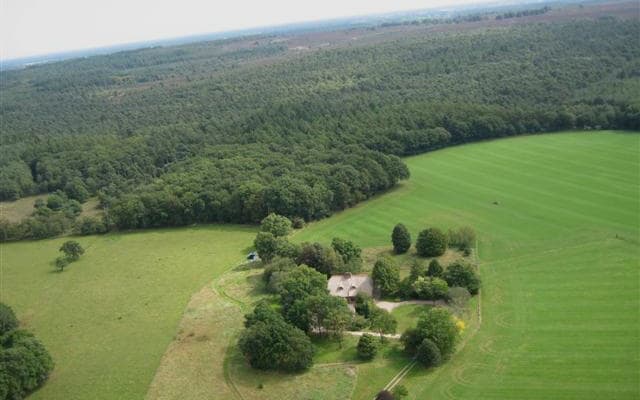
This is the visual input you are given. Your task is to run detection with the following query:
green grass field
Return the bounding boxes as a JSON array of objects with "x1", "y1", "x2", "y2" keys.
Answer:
[
  {"x1": 296, "y1": 131, "x2": 639, "y2": 399},
  {"x1": 1, "y1": 131, "x2": 638, "y2": 399},
  {"x1": 0, "y1": 226, "x2": 256, "y2": 399}
]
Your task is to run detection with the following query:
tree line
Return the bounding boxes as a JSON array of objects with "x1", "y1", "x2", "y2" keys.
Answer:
[{"x1": 1, "y1": 19, "x2": 638, "y2": 235}]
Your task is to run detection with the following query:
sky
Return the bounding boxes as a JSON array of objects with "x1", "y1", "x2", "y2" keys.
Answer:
[{"x1": 0, "y1": 0, "x2": 497, "y2": 60}]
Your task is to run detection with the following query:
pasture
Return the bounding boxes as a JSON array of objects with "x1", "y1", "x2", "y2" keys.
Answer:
[
  {"x1": 0, "y1": 226, "x2": 256, "y2": 399},
  {"x1": 297, "y1": 130, "x2": 639, "y2": 399},
  {"x1": 1, "y1": 131, "x2": 637, "y2": 399}
]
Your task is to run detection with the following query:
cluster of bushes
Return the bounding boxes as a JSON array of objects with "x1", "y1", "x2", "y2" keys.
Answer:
[
  {"x1": 401, "y1": 307, "x2": 461, "y2": 367},
  {"x1": 0, "y1": 193, "x2": 106, "y2": 242},
  {"x1": 392, "y1": 224, "x2": 476, "y2": 257},
  {"x1": 0, "y1": 303, "x2": 54, "y2": 399},
  {"x1": 240, "y1": 214, "x2": 376, "y2": 372},
  {"x1": 372, "y1": 254, "x2": 480, "y2": 302}
]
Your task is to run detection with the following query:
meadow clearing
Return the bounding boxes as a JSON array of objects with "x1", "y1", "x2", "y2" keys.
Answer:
[{"x1": 1, "y1": 131, "x2": 638, "y2": 399}]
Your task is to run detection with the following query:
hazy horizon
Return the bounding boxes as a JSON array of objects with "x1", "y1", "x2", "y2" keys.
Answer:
[{"x1": 1, "y1": 0, "x2": 503, "y2": 61}]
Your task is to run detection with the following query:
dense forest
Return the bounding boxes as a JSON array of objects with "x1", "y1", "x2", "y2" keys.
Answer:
[{"x1": 1, "y1": 17, "x2": 639, "y2": 237}]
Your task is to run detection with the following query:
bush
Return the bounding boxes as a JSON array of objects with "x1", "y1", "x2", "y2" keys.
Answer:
[
  {"x1": 274, "y1": 239, "x2": 301, "y2": 260},
  {"x1": 296, "y1": 242, "x2": 343, "y2": 276},
  {"x1": 416, "y1": 228, "x2": 448, "y2": 257},
  {"x1": 331, "y1": 237, "x2": 362, "y2": 272},
  {"x1": 447, "y1": 287, "x2": 471, "y2": 308},
  {"x1": 409, "y1": 260, "x2": 427, "y2": 280},
  {"x1": 357, "y1": 334, "x2": 378, "y2": 360},
  {"x1": 372, "y1": 257, "x2": 400, "y2": 297},
  {"x1": 354, "y1": 293, "x2": 374, "y2": 318},
  {"x1": 392, "y1": 385, "x2": 409, "y2": 399},
  {"x1": 291, "y1": 217, "x2": 305, "y2": 229},
  {"x1": 448, "y1": 226, "x2": 476, "y2": 252},
  {"x1": 443, "y1": 262, "x2": 481, "y2": 295},
  {"x1": 416, "y1": 338, "x2": 442, "y2": 367},
  {"x1": 412, "y1": 277, "x2": 449, "y2": 300},
  {"x1": 402, "y1": 307, "x2": 458, "y2": 359},
  {"x1": 260, "y1": 213, "x2": 292, "y2": 237},
  {"x1": 427, "y1": 259, "x2": 443, "y2": 277},
  {"x1": 262, "y1": 257, "x2": 297, "y2": 290},
  {"x1": 0, "y1": 303, "x2": 18, "y2": 335},
  {"x1": 74, "y1": 216, "x2": 107, "y2": 235},
  {"x1": 391, "y1": 223, "x2": 411, "y2": 254}
]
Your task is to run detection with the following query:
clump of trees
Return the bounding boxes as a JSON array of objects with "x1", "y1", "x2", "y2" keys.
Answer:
[
  {"x1": 238, "y1": 302, "x2": 314, "y2": 372},
  {"x1": 401, "y1": 307, "x2": 459, "y2": 366},
  {"x1": 0, "y1": 303, "x2": 54, "y2": 399},
  {"x1": 55, "y1": 240, "x2": 85, "y2": 271},
  {"x1": 241, "y1": 222, "x2": 370, "y2": 372}
]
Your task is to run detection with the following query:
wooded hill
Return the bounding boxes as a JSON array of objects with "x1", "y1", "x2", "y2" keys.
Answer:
[{"x1": 1, "y1": 15, "x2": 638, "y2": 230}]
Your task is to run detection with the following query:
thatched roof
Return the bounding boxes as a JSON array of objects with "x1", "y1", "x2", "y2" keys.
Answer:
[{"x1": 327, "y1": 273, "x2": 373, "y2": 298}]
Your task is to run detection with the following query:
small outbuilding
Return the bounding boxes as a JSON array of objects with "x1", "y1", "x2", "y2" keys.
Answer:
[{"x1": 327, "y1": 273, "x2": 373, "y2": 301}]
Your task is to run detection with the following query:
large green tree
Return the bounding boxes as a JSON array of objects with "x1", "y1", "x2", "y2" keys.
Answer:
[
  {"x1": 391, "y1": 224, "x2": 412, "y2": 254},
  {"x1": 372, "y1": 257, "x2": 400, "y2": 297},
  {"x1": 416, "y1": 228, "x2": 448, "y2": 257}
]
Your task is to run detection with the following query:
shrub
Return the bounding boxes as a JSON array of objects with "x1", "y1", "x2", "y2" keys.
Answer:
[
  {"x1": 74, "y1": 216, "x2": 107, "y2": 235},
  {"x1": 260, "y1": 213, "x2": 292, "y2": 237},
  {"x1": 447, "y1": 287, "x2": 471, "y2": 309},
  {"x1": 416, "y1": 338, "x2": 442, "y2": 367},
  {"x1": 354, "y1": 293, "x2": 374, "y2": 318},
  {"x1": 392, "y1": 385, "x2": 409, "y2": 399},
  {"x1": 357, "y1": 334, "x2": 378, "y2": 360},
  {"x1": 274, "y1": 239, "x2": 301, "y2": 260},
  {"x1": 263, "y1": 257, "x2": 296, "y2": 287},
  {"x1": 443, "y1": 262, "x2": 481, "y2": 295},
  {"x1": 427, "y1": 259, "x2": 443, "y2": 277},
  {"x1": 291, "y1": 217, "x2": 305, "y2": 229},
  {"x1": 448, "y1": 226, "x2": 476, "y2": 251},
  {"x1": 412, "y1": 277, "x2": 449, "y2": 300},
  {"x1": 331, "y1": 237, "x2": 362, "y2": 271},
  {"x1": 409, "y1": 260, "x2": 427, "y2": 280},
  {"x1": 391, "y1": 223, "x2": 411, "y2": 254},
  {"x1": 416, "y1": 228, "x2": 448, "y2": 257},
  {"x1": 369, "y1": 307, "x2": 397, "y2": 339},
  {"x1": 402, "y1": 307, "x2": 458, "y2": 359},
  {"x1": 0, "y1": 303, "x2": 18, "y2": 335},
  {"x1": 296, "y1": 242, "x2": 343, "y2": 276},
  {"x1": 375, "y1": 390, "x2": 394, "y2": 400},
  {"x1": 372, "y1": 257, "x2": 400, "y2": 297}
]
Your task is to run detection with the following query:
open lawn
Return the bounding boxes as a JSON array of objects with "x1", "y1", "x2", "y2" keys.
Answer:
[{"x1": 1, "y1": 131, "x2": 637, "y2": 399}]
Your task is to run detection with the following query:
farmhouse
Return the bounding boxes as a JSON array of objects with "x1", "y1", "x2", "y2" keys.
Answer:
[{"x1": 327, "y1": 273, "x2": 373, "y2": 301}]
